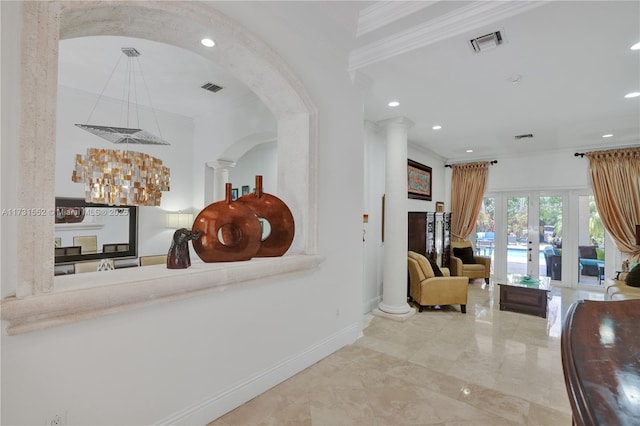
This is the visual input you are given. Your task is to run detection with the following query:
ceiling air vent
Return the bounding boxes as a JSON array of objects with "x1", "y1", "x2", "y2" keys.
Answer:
[
  {"x1": 514, "y1": 133, "x2": 534, "y2": 140},
  {"x1": 121, "y1": 47, "x2": 140, "y2": 57},
  {"x1": 470, "y1": 31, "x2": 503, "y2": 53},
  {"x1": 201, "y1": 82, "x2": 224, "y2": 93}
]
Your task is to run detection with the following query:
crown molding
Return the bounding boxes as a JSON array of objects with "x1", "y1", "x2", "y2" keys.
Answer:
[
  {"x1": 349, "y1": 0, "x2": 550, "y2": 72},
  {"x1": 357, "y1": 1, "x2": 438, "y2": 38},
  {"x1": 376, "y1": 116, "x2": 415, "y2": 129}
]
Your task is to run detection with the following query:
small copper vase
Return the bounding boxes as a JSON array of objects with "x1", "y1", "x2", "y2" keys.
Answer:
[
  {"x1": 236, "y1": 175, "x2": 295, "y2": 257},
  {"x1": 192, "y1": 183, "x2": 262, "y2": 262}
]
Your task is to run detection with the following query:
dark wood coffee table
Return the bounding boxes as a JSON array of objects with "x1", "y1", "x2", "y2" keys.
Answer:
[{"x1": 498, "y1": 276, "x2": 551, "y2": 318}]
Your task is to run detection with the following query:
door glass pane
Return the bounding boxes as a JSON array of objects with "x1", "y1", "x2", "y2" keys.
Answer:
[
  {"x1": 507, "y1": 196, "x2": 528, "y2": 275},
  {"x1": 578, "y1": 195, "x2": 605, "y2": 286},
  {"x1": 475, "y1": 197, "x2": 495, "y2": 274},
  {"x1": 539, "y1": 196, "x2": 562, "y2": 280}
]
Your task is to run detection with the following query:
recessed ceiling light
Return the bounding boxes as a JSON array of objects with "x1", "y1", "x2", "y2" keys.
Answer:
[
  {"x1": 432, "y1": 125, "x2": 442, "y2": 130},
  {"x1": 388, "y1": 101, "x2": 400, "y2": 107},
  {"x1": 624, "y1": 92, "x2": 640, "y2": 98},
  {"x1": 602, "y1": 134, "x2": 613, "y2": 138},
  {"x1": 631, "y1": 42, "x2": 640, "y2": 50},
  {"x1": 201, "y1": 38, "x2": 216, "y2": 48},
  {"x1": 466, "y1": 149, "x2": 474, "y2": 153}
]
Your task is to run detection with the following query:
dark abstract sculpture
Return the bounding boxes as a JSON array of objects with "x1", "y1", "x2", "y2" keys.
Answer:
[
  {"x1": 237, "y1": 175, "x2": 295, "y2": 257},
  {"x1": 167, "y1": 228, "x2": 201, "y2": 269}
]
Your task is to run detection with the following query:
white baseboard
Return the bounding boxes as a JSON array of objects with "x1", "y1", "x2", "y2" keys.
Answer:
[
  {"x1": 155, "y1": 322, "x2": 361, "y2": 426},
  {"x1": 363, "y1": 295, "x2": 381, "y2": 315}
]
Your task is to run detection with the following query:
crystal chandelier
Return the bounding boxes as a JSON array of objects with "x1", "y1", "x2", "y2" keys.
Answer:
[{"x1": 72, "y1": 47, "x2": 171, "y2": 206}]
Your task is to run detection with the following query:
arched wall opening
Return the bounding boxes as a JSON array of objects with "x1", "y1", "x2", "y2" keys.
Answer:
[{"x1": 7, "y1": 1, "x2": 319, "y2": 331}]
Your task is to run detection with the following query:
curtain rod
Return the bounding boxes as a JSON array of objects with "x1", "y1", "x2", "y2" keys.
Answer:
[
  {"x1": 444, "y1": 160, "x2": 498, "y2": 168},
  {"x1": 575, "y1": 152, "x2": 585, "y2": 157}
]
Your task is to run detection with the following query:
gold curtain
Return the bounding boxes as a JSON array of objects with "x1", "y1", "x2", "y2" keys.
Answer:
[
  {"x1": 585, "y1": 147, "x2": 640, "y2": 263},
  {"x1": 450, "y1": 162, "x2": 489, "y2": 241}
]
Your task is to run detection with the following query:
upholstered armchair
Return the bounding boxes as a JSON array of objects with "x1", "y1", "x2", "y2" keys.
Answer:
[
  {"x1": 450, "y1": 241, "x2": 491, "y2": 284},
  {"x1": 407, "y1": 251, "x2": 469, "y2": 313}
]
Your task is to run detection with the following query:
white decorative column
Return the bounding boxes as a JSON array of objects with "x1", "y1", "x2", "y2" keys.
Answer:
[
  {"x1": 205, "y1": 160, "x2": 236, "y2": 204},
  {"x1": 374, "y1": 117, "x2": 416, "y2": 321}
]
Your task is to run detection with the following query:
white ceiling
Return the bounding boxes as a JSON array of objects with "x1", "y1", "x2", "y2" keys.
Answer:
[
  {"x1": 58, "y1": 1, "x2": 640, "y2": 162},
  {"x1": 58, "y1": 36, "x2": 256, "y2": 119}
]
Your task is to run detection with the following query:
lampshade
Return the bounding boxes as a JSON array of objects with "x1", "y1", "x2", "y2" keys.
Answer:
[{"x1": 166, "y1": 212, "x2": 194, "y2": 229}]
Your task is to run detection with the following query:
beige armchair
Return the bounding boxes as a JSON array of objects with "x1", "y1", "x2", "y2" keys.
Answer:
[
  {"x1": 407, "y1": 251, "x2": 469, "y2": 313},
  {"x1": 450, "y1": 241, "x2": 491, "y2": 284}
]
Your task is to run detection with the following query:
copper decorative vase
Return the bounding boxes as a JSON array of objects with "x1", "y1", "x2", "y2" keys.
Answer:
[
  {"x1": 236, "y1": 175, "x2": 295, "y2": 257},
  {"x1": 192, "y1": 183, "x2": 262, "y2": 262}
]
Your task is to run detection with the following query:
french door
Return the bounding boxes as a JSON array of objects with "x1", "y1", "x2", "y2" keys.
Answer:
[{"x1": 477, "y1": 192, "x2": 566, "y2": 285}]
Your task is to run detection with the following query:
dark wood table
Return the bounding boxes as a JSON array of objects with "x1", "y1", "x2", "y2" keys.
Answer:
[
  {"x1": 561, "y1": 299, "x2": 640, "y2": 426},
  {"x1": 498, "y1": 276, "x2": 551, "y2": 318}
]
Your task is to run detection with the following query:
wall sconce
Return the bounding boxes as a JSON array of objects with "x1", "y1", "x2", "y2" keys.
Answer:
[{"x1": 166, "y1": 212, "x2": 194, "y2": 229}]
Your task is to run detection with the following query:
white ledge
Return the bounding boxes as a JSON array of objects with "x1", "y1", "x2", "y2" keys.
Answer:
[{"x1": 1, "y1": 254, "x2": 325, "y2": 335}]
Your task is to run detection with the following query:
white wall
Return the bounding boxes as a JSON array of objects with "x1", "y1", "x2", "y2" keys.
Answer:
[
  {"x1": 486, "y1": 150, "x2": 591, "y2": 192},
  {"x1": 192, "y1": 95, "x2": 277, "y2": 209},
  {"x1": 1, "y1": 2, "x2": 364, "y2": 425},
  {"x1": 228, "y1": 141, "x2": 278, "y2": 196},
  {"x1": 362, "y1": 123, "x2": 385, "y2": 313}
]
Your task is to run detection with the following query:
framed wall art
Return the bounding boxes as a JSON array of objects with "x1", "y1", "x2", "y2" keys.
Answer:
[{"x1": 407, "y1": 159, "x2": 432, "y2": 201}]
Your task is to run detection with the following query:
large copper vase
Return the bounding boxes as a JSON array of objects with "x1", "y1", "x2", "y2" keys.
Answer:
[
  {"x1": 236, "y1": 175, "x2": 295, "y2": 257},
  {"x1": 192, "y1": 183, "x2": 262, "y2": 262}
]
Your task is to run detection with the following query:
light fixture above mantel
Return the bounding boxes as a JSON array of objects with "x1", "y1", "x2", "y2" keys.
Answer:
[{"x1": 72, "y1": 47, "x2": 171, "y2": 207}]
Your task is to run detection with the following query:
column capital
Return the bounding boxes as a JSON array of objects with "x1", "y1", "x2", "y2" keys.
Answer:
[
  {"x1": 375, "y1": 116, "x2": 415, "y2": 129},
  {"x1": 364, "y1": 120, "x2": 379, "y2": 131},
  {"x1": 206, "y1": 159, "x2": 237, "y2": 170}
]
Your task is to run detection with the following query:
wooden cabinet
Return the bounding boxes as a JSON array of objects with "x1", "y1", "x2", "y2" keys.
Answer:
[{"x1": 408, "y1": 212, "x2": 451, "y2": 268}]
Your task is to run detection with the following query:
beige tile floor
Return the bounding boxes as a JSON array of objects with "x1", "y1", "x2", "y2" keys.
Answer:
[{"x1": 210, "y1": 280, "x2": 605, "y2": 425}]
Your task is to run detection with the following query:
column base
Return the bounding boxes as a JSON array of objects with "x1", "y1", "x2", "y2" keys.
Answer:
[{"x1": 372, "y1": 307, "x2": 416, "y2": 322}]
